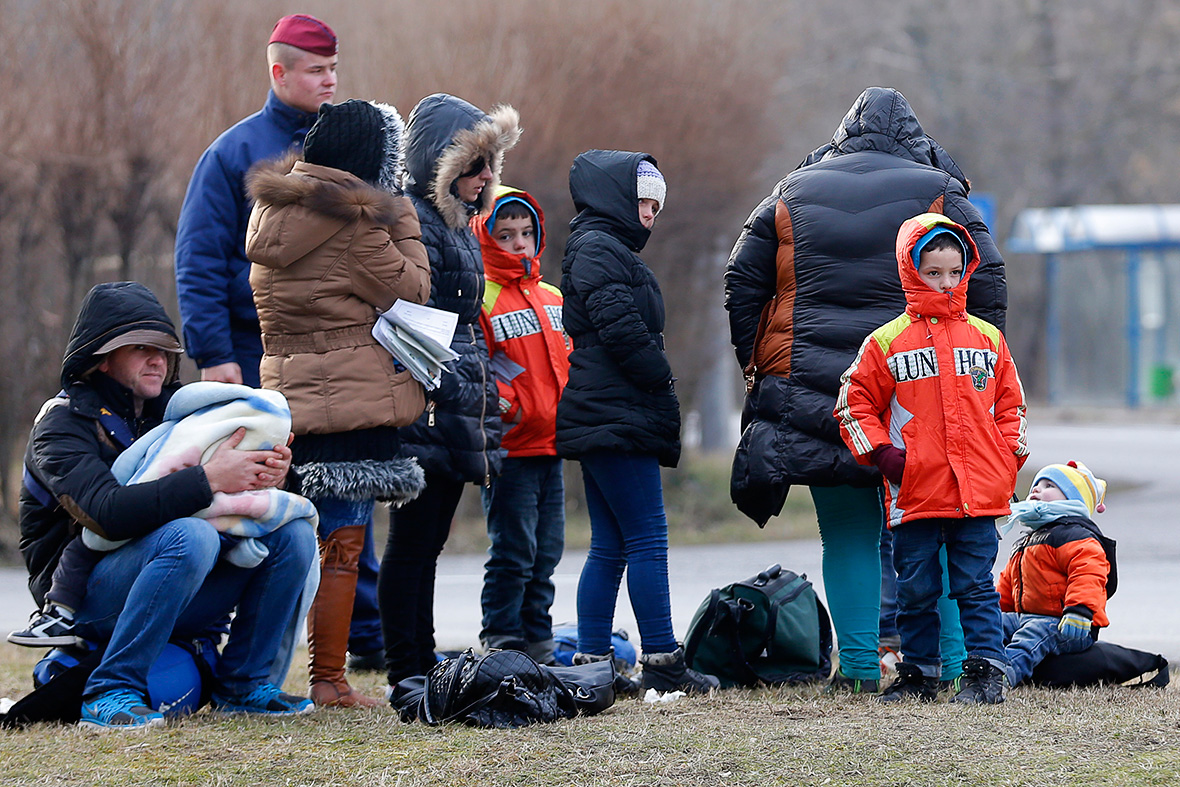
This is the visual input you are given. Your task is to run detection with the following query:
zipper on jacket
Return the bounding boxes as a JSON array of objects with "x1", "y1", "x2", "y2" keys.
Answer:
[
  {"x1": 427, "y1": 400, "x2": 436, "y2": 427},
  {"x1": 474, "y1": 323, "x2": 492, "y2": 487}
]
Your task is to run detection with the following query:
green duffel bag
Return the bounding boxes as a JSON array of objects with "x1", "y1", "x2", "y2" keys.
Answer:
[{"x1": 683, "y1": 563, "x2": 832, "y2": 688}]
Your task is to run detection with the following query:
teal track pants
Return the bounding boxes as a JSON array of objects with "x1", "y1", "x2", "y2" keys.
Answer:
[{"x1": 810, "y1": 486, "x2": 965, "y2": 680}]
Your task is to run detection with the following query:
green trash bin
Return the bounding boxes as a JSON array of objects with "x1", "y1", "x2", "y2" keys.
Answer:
[{"x1": 1149, "y1": 364, "x2": 1175, "y2": 400}]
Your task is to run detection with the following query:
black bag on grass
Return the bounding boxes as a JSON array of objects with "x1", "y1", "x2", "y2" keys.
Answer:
[
  {"x1": 1031, "y1": 641, "x2": 1169, "y2": 688},
  {"x1": 683, "y1": 563, "x2": 832, "y2": 688},
  {"x1": 391, "y1": 650, "x2": 618, "y2": 726},
  {"x1": 420, "y1": 649, "x2": 578, "y2": 728}
]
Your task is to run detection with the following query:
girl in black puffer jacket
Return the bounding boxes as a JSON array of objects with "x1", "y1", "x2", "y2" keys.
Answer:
[
  {"x1": 557, "y1": 150, "x2": 717, "y2": 695},
  {"x1": 379, "y1": 93, "x2": 520, "y2": 684}
]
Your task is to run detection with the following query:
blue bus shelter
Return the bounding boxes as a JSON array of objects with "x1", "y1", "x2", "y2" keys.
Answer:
[{"x1": 1008, "y1": 205, "x2": 1180, "y2": 407}]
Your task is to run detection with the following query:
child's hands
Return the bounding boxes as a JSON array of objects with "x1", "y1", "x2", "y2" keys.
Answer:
[
  {"x1": 1058, "y1": 609, "x2": 1093, "y2": 646},
  {"x1": 871, "y1": 445, "x2": 906, "y2": 486},
  {"x1": 257, "y1": 434, "x2": 294, "y2": 488},
  {"x1": 204, "y1": 428, "x2": 285, "y2": 494}
]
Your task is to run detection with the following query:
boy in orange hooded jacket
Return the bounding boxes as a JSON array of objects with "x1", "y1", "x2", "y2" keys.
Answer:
[
  {"x1": 472, "y1": 187, "x2": 571, "y2": 663},
  {"x1": 835, "y1": 212, "x2": 1029, "y2": 704}
]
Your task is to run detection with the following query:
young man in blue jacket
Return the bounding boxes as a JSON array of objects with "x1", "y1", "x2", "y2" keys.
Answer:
[{"x1": 174, "y1": 13, "x2": 337, "y2": 387}]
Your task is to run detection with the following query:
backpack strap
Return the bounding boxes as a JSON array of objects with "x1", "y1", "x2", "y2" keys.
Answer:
[
  {"x1": 684, "y1": 587, "x2": 764, "y2": 684},
  {"x1": 97, "y1": 407, "x2": 137, "y2": 451},
  {"x1": 744, "y1": 570, "x2": 832, "y2": 685},
  {"x1": 22, "y1": 391, "x2": 71, "y2": 509},
  {"x1": 1073, "y1": 518, "x2": 1118, "y2": 599},
  {"x1": 22, "y1": 464, "x2": 56, "y2": 509}
]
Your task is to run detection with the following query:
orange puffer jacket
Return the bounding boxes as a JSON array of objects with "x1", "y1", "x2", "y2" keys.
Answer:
[
  {"x1": 997, "y1": 516, "x2": 1111, "y2": 626},
  {"x1": 472, "y1": 188, "x2": 570, "y2": 457},
  {"x1": 835, "y1": 213, "x2": 1029, "y2": 527}
]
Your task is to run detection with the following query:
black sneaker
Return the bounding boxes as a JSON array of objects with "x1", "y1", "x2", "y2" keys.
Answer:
[
  {"x1": 825, "y1": 670, "x2": 880, "y2": 694},
  {"x1": 877, "y1": 662, "x2": 938, "y2": 703},
  {"x1": 7, "y1": 605, "x2": 81, "y2": 648},
  {"x1": 950, "y1": 657, "x2": 1007, "y2": 705},
  {"x1": 346, "y1": 649, "x2": 385, "y2": 673},
  {"x1": 939, "y1": 673, "x2": 963, "y2": 694}
]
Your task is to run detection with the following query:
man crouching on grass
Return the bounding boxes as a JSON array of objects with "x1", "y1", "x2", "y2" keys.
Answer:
[{"x1": 18, "y1": 282, "x2": 317, "y2": 730}]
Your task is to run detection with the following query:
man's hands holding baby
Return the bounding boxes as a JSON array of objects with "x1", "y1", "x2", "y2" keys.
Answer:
[{"x1": 203, "y1": 429, "x2": 294, "y2": 494}]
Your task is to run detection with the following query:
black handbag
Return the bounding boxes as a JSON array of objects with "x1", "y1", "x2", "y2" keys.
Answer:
[
  {"x1": 545, "y1": 659, "x2": 618, "y2": 716},
  {"x1": 421, "y1": 649, "x2": 578, "y2": 729}
]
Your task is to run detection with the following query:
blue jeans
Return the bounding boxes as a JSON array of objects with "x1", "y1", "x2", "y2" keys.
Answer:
[
  {"x1": 576, "y1": 452, "x2": 676, "y2": 655},
  {"x1": 880, "y1": 526, "x2": 967, "y2": 679},
  {"x1": 75, "y1": 516, "x2": 317, "y2": 698},
  {"x1": 891, "y1": 517, "x2": 1007, "y2": 677},
  {"x1": 480, "y1": 456, "x2": 565, "y2": 655},
  {"x1": 879, "y1": 525, "x2": 899, "y2": 641},
  {"x1": 1003, "y1": 612, "x2": 1093, "y2": 686}
]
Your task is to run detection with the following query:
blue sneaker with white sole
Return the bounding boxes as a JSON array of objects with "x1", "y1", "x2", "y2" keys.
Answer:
[
  {"x1": 79, "y1": 689, "x2": 166, "y2": 731},
  {"x1": 211, "y1": 682, "x2": 314, "y2": 716}
]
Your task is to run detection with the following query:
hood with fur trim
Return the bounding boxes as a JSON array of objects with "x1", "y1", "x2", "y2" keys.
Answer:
[
  {"x1": 402, "y1": 93, "x2": 521, "y2": 230},
  {"x1": 372, "y1": 101, "x2": 406, "y2": 195},
  {"x1": 246, "y1": 155, "x2": 410, "y2": 269}
]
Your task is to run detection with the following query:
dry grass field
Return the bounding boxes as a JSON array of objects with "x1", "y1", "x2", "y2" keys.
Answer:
[{"x1": 2, "y1": 646, "x2": 1178, "y2": 787}]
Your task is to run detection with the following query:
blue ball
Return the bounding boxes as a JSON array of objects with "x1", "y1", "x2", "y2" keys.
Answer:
[{"x1": 147, "y1": 643, "x2": 205, "y2": 717}]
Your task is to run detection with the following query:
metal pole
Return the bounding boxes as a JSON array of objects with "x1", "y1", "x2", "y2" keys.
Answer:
[
  {"x1": 1046, "y1": 253, "x2": 1061, "y2": 405},
  {"x1": 1127, "y1": 248, "x2": 1141, "y2": 408}
]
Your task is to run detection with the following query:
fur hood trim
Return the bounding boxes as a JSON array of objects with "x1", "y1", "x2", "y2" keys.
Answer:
[
  {"x1": 428, "y1": 104, "x2": 522, "y2": 230},
  {"x1": 247, "y1": 153, "x2": 405, "y2": 227},
  {"x1": 372, "y1": 101, "x2": 406, "y2": 195},
  {"x1": 294, "y1": 457, "x2": 426, "y2": 505}
]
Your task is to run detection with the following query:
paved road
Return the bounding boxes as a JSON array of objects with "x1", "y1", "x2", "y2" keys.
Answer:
[{"x1": 2, "y1": 421, "x2": 1178, "y2": 661}]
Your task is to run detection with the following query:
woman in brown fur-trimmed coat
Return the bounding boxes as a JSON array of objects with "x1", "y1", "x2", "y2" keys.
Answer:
[
  {"x1": 379, "y1": 94, "x2": 521, "y2": 686},
  {"x1": 246, "y1": 99, "x2": 430, "y2": 707}
]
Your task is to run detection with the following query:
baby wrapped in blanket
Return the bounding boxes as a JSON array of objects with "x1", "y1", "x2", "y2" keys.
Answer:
[{"x1": 82, "y1": 382, "x2": 319, "y2": 567}]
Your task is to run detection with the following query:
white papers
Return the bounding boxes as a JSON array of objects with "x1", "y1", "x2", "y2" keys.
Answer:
[{"x1": 372, "y1": 301, "x2": 459, "y2": 390}]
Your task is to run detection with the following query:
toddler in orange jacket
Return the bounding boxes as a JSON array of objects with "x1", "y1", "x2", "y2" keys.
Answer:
[
  {"x1": 836, "y1": 212, "x2": 1029, "y2": 704},
  {"x1": 472, "y1": 187, "x2": 571, "y2": 663},
  {"x1": 998, "y1": 461, "x2": 1113, "y2": 686}
]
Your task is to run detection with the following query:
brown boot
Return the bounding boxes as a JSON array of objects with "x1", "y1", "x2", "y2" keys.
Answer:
[{"x1": 308, "y1": 524, "x2": 383, "y2": 709}]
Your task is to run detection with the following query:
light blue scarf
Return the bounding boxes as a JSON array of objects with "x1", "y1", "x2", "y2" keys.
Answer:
[{"x1": 1000, "y1": 499, "x2": 1091, "y2": 536}]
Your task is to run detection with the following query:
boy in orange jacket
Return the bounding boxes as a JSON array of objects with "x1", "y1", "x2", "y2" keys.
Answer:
[
  {"x1": 998, "y1": 461, "x2": 1112, "y2": 686},
  {"x1": 835, "y1": 212, "x2": 1029, "y2": 704},
  {"x1": 472, "y1": 187, "x2": 571, "y2": 664}
]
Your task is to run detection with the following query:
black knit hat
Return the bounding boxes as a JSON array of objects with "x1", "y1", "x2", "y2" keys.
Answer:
[{"x1": 303, "y1": 99, "x2": 385, "y2": 185}]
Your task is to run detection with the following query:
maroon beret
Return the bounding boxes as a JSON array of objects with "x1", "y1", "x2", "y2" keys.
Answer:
[{"x1": 268, "y1": 14, "x2": 337, "y2": 57}]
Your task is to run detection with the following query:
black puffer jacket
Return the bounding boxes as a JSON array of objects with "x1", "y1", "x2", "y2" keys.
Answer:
[
  {"x1": 724, "y1": 87, "x2": 1007, "y2": 525},
  {"x1": 556, "y1": 150, "x2": 680, "y2": 468},
  {"x1": 19, "y1": 282, "x2": 212, "y2": 607},
  {"x1": 397, "y1": 94, "x2": 520, "y2": 482}
]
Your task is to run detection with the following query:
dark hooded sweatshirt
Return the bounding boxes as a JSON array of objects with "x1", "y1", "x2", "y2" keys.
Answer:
[
  {"x1": 556, "y1": 150, "x2": 680, "y2": 468},
  {"x1": 724, "y1": 87, "x2": 1008, "y2": 525},
  {"x1": 19, "y1": 282, "x2": 212, "y2": 607}
]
